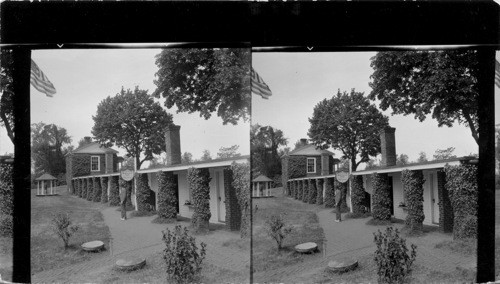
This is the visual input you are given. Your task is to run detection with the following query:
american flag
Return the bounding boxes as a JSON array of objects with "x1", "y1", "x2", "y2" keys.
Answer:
[
  {"x1": 31, "y1": 59, "x2": 56, "y2": 97},
  {"x1": 495, "y1": 59, "x2": 500, "y2": 88},
  {"x1": 251, "y1": 67, "x2": 272, "y2": 99}
]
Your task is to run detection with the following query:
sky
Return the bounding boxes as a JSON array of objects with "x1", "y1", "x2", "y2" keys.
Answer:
[
  {"x1": 252, "y1": 51, "x2": 500, "y2": 169},
  {"x1": 0, "y1": 49, "x2": 250, "y2": 165}
]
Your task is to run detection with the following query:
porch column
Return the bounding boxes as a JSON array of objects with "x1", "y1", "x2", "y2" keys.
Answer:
[
  {"x1": 42, "y1": 181, "x2": 45, "y2": 195},
  {"x1": 37, "y1": 181, "x2": 40, "y2": 195},
  {"x1": 51, "y1": 180, "x2": 53, "y2": 195}
]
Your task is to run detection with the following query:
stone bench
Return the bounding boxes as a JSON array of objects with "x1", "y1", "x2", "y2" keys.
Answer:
[
  {"x1": 81, "y1": 240, "x2": 104, "y2": 252},
  {"x1": 115, "y1": 257, "x2": 146, "y2": 271},
  {"x1": 294, "y1": 242, "x2": 318, "y2": 254}
]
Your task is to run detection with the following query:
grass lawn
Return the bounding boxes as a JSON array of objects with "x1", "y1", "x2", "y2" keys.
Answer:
[
  {"x1": 252, "y1": 187, "x2": 325, "y2": 273},
  {"x1": 31, "y1": 186, "x2": 111, "y2": 274},
  {"x1": 0, "y1": 236, "x2": 12, "y2": 282}
]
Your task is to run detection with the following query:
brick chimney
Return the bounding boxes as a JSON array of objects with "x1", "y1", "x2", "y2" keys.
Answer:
[
  {"x1": 300, "y1": 138, "x2": 308, "y2": 145},
  {"x1": 165, "y1": 124, "x2": 181, "y2": 166},
  {"x1": 84, "y1": 136, "x2": 92, "y2": 143},
  {"x1": 380, "y1": 127, "x2": 396, "y2": 167}
]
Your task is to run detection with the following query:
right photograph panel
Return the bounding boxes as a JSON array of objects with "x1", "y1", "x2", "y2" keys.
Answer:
[{"x1": 251, "y1": 51, "x2": 479, "y2": 283}]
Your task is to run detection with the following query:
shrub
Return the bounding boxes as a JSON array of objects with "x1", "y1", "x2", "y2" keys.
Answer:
[
  {"x1": 401, "y1": 170, "x2": 425, "y2": 233},
  {"x1": 51, "y1": 212, "x2": 79, "y2": 250},
  {"x1": 316, "y1": 179, "x2": 323, "y2": 205},
  {"x1": 373, "y1": 226, "x2": 417, "y2": 284},
  {"x1": 188, "y1": 168, "x2": 211, "y2": 233},
  {"x1": 109, "y1": 176, "x2": 120, "y2": 206},
  {"x1": 0, "y1": 164, "x2": 13, "y2": 218},
  {"x1": 371, "y1": 173, "x2": 392, "y2": 221},
  {"x1": 308, "y1": 179, "x2": 317, "y2": 204},
  {"x1": 351, "y1": 175, "x2": 367, "y2": 214},
  {"x1": 162, "y1": 225, "x2": 207, "y2": 283},
  {"x1": 324, "y1": 178, "x2": 335, "y2": 208},
  {"x1": 92, "y1": 177, "x2": 102, "y2": 202},
  {"x1": 0, "y1": 215, "x2": 13, "y2": 237},
  {"x1": 157, "y1": 171, "x2": 178, "y2": 220},
  {"x1": 264, "y1": 214, "x2": 293, "y2": 250},
  {"x1": 444, "y1": 164, "x2": 478, "y2": 239},
  {"x1": 100, "y1": 177, "x2": 108, "y2": 203},
  {"x1": 136, "y1": 173, "x2": 153, "y2": 212},
  {"x1": 231, "y1": 162, "x2": 250, "y2": 238}
]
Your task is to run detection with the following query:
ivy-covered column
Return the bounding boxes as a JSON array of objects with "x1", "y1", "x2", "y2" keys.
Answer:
[
  {"x1": 324, "y1": 178, "x2": 335, "y2": 208},
  {"x1": 290, "y1": 180, "x2": 295, "y2": 198},
  {"x1": 445, "y1": 164, "x2": 478, "y2": 239},
  {"x1": 136, "y1": 173, "x2": 152, "y2": 212},
  {"x1": 308, "y1": 179, "x2": 317, "y2": 204},
  {"x1": 72, "y1": 180, "x2": 78, "y2": 196},
  {"x1": 371, "y1": 173, "x2": 392, "y2": 221},
  {"x1": 228, "y1": 163, "x2": 250, "y2": 237},
  {"x1": 109, "y1": 176, "x2": 120, "y2": 206},
  {"x1": 100, "y1": 177, "x2": 109, "y2": 203},
  {"x1": 86, "y1": 178, "x2": 93, "y2": 201},
  {"x1": 351, "y1": 175, "x2": 367, "y2": 214},
  {"x1": 81, "y1": 179, "x2": 87, "y2": 199},
  {"x1": 302, "y1": 179, "x2": 308, "y2": 203},
  {"x1": 293, "y1": 180, "x2": 298, "y2": 200},
  {"x1": 158, "y1": 171, "x2": 178, "y2": 221},
  {"x1": 92, "y1": 177, "x2": 102, "y2": 202},
  {"x1": 316, "y1": 179, "x2": 323, "y2": 205},
  {"x1": 437, "y1": 170, "x2": 453, "y2": 233},
  {"x1": 188, "y1": 168, "x2": 212, "y2": 233},
  {"x1": 296, "y1": 180, "x2": 302, "y2": 200},
  {"x1": 401, "y1": 170, "x2": 425, "y2": 233}
]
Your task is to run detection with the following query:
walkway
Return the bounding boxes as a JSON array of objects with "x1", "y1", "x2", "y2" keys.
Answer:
[{"x1": 32, "y1": 194, "x2": 250, "y2": 283}]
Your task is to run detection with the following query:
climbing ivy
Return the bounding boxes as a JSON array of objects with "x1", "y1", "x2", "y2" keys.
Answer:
[
  {"x1": 230, "y1": 162, "x2": 250, "y2": 238},
  {"x1": 86, "y1": 178, "x2": 94, "y2": 201},
  {"x1": 71, "y1": 155, "x2": 91, "y2": 177},
  {"x1": 92, "y1": 177, "x2": 101, "y2": 202},
  {"x1": 281, "y1": 156, "x2": 307, "y2": 185},
  {"x1": 100, "y1": 177, "x2": 108, "y2": 203},
  {"x1": 371, "y1": 173, "x2": 392, "y2": 221},
  {"x1": 351, "y1": 175, "x2": 367, "y2": 214},
  {"x1": 109, "y1": 176, "x2": 120, "y2": 206},
  {"x1": 308, "y1": 179, "x2": 317, "y2": 204},
  {"x1": 444, "y1": 164, "x2": 478, "y2": 239},
  {"x1": 188, "y1": 167, "x2": 211, "y2": 233},
  {"x1": 401, "y1": 170, "x2": 425, "y2": 233},
  {"x1": 324, "y1": 178, "x2": 335, "y2": 208},
  {"x1": 136, "y1": 173, "x2": 153, "y2": 212},
  {"x1": 316, "y1": 179, "x2": 323, "y2": 205},
  {"x1": 158, "y1": 171, "x2": 178, "y2": 220},
  {"x1": 80, "y1": 179, "x2": 87, "y2": 199},
  {"x1": 302, "y1": 180, "x2": 309, "y2": 203}
]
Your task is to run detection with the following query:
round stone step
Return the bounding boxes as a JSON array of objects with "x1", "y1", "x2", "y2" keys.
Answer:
[
  {"x1": 327, "y1": 258, "x2": 358, "y2": 273},
  {"x1": 294, "y1": 242, "x2": 318, "y2": 253},
  {"x1": 116, "y1": 257, "x2": 146, "y2": 271},
  {"x1": 81, "y1": 240, "x2": 104, "y2": 252}
]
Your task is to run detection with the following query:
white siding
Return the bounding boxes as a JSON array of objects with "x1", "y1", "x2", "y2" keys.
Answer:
[{"x1": 389, "y1": 172, "x2": 407, "y2": 221}]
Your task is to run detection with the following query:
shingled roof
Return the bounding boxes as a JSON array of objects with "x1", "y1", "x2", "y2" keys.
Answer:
[
  {"x1": 287, "y1": 144, "x2": 334, "y2": 156},
  {"x1": 36, "y1": 173, "x2": 57, "y2": 180},
  {"x1": 71, "y1": 142, "x2": 119, "y2": 155},
  {"x1": 252, "y1": 175, "x2": 273, "y2": 182}
]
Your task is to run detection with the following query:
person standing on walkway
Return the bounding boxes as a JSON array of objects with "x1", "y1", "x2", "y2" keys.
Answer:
[
  {"x1": 119, "y1": 184, "x2": 127, "y2": 220},
  {"x1": 335, "y1": 187, "x2": 342, "y2": 222}
]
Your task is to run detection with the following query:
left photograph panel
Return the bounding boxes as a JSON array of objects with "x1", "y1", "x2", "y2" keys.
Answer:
[{"x1": 2, "y1": 48, "x2": 252, "y2": 283}]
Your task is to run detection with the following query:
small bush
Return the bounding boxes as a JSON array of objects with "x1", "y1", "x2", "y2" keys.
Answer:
[
  {"x1": 264, "y1": 214, "x2": 293, "y2": 250},
  {"x1": 162, "y1": 225, "x2": 207, "y2": 284},
  {"x1": 373, "y1": 226, "x2": 417, "y2": 284},
  {"x1": 51, "y1": 212, "x2": 79, "y2": 250}
]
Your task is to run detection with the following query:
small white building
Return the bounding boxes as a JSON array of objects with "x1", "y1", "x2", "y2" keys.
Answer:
[
  {"x1": 36, "y1": 173, "x2": 58, "y2": 196},
  {"x1": 252, "y1": 175, "x2": 273, "y2": 197}
]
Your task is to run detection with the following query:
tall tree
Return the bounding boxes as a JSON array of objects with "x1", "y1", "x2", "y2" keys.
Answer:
[
  {"x1": 200, "y1": 150, "x2": 212, "y2": 162},
  {"x1": 251, "y1": 124, "x2": 288, "y2": 178},
  {"x1": 396, "y1": 154, "x2": 409, "y2": 166},
  {"x1": 433, "y1": 147, "x2": 457, "y2": 160},
  {"x1": 0, "y1": 49, "x2": 14, "y2": 143},
  {"x1": 217, "y1": 145, "x2": 241, "y2": 159},
  {"x1": 92, "y1": 86, "x2": 174, "y2": 169},
  {"x1": 153, "y1": 48, "x2": 251, "y2": 125},
  {"x1": 308, "y1": 89, "x2": 389, "y2": 171},
  {"x1": 31, "y1": 122, "x2": 72, "y2": 177},
  {"x1": 417, "y1": 151, "x2": 428, "y2": 163},
  {"x1": 369, "y1": 50, "x2": 479, "y2": 144},
  {"x1": 181, "y1": 152, "x2": 193, "y2": 164}
]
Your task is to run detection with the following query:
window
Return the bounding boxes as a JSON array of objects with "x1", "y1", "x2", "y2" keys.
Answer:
[
  {"x1": 307, "y1": 158, "x2": 316, "y2": 173},
  {"x1": 91, "y1": 156, "x2": 100, "y2": 171}
]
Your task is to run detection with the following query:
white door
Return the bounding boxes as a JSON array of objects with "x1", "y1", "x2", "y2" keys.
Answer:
[
  {"x1": 216, "y1": 170, "x2": 226, "y2": 222},
  {"x1": 430, "y1": 173, "x2": 440, "y2": 224}
]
